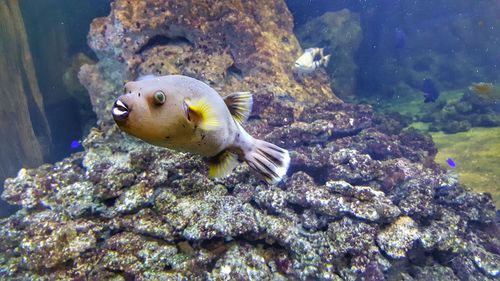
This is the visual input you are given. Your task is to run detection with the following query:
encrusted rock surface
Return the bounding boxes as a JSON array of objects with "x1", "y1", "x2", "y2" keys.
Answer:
[
  {"x1": 376, "y1": 216, "x2": 420, "y2": 258},
  {"x1": 1, "y1": 98, "x2": 497, "y2": 280},
  {"x1": 1, "y1": 0, "x2": 498, "y2": 280}
]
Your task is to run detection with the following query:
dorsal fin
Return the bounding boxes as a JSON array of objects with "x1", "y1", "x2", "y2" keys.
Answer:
[
  {"x1": 207, "y1": 149, "x2": 239, "y2": 178},
  {"x1": 223, "y1": 92, "x2": 253, "y2": 124}
]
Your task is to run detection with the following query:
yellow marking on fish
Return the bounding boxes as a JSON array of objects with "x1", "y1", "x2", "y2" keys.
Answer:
[
  {"x1": 208, "y1": 150, "x2": 238, "y2": 178},
  {"x1": 184, "y1": 98, "x2": 220, "y2": 130}
]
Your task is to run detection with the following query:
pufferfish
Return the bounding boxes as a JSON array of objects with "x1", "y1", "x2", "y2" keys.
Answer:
[
  {"x1": 112, "y1": 75, "x2": 290, "y2": 183},
  {"x1": 294, "y1": 47, "x2": 331, "y2": 75}
]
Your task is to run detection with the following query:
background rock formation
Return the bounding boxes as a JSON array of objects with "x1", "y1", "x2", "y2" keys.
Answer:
[
  {"x1": 0, "y1": 0, "x2": 498, "y2": 280},
  {"x1": 0, "y1": 0, "x2": 109, "y2": 216},
  {"x1": 79, "y1": 0, "x2": 338, "y2": 126},
  {"x1": 0, "y1": 0, "x2": 51, "y2": 212},
  {"x1": 421, "y1": 90, "x2": 500, "y2": 133},
  {"x1": 296, "y1": 9, "x2": 362, "y2": 101}
]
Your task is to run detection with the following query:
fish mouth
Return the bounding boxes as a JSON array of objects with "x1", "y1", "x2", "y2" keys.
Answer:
[{"x1": 112, "y1": 99, "x2": 129, "y2": 121}]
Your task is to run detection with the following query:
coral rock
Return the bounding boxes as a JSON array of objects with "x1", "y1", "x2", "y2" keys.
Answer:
[
  {"x1": 19, "y1": 211, "x2": 99, "y2": 270},
  {"x1": 376, "y1": 216, "x2": 420, "y2": 258}
]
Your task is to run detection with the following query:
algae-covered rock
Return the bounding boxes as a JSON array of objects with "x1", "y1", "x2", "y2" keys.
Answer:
[
  {"x1": 18, "y1": 210, "x2": 100, "y2": 270},
  {"x1": 412, "y1": 264, "x2": 461, "y2": 281},
  {"x1": 1, "y1": 100, "x2": 498, "y2": 280},
  {"x1": 114, "y1": 182, "x2": 154, "y2": 214},
  {"x1": 470, "y1": 244, "x2": 500, "y2": 278},
  {"x1": 207, "y1": 243, "x2": 287, "y2": 280},
  {"x1": 376, "y1": 216, "x2": 420, "y2": 258}
]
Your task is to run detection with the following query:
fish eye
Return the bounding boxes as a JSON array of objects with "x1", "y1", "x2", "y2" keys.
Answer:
[{"x1": 153, "y1": 90, "x2": 166, "y2": 105}]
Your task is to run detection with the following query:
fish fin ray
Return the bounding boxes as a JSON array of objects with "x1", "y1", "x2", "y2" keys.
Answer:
[
  {"x1": 207, "y1": 150, "x2": 239, "y2": 178},
  {"x1": 223, "y1": 92, "x2": 253, "y2": 124},
  {"x1": 184, "y1": 98, "x2": 220, "y2": 130},
  {"x1": 244, "y1": 139, "x2": 290, "y2": 184}
]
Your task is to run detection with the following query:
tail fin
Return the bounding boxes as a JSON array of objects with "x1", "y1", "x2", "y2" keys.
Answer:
[
  {"x1": 245, "y1": 139, "x2": 290, "y2": 184},
  {"x1": 322, "y1": 54, "x2": 331, "y2": 67}
]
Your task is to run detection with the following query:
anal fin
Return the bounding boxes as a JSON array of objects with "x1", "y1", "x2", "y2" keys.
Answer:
[
  {"x1": 207, "y1": 149, "x2": 239, "y2": 179},
  {"x1": 223, "y1": 92, "x2": 253, "y2": 124}
]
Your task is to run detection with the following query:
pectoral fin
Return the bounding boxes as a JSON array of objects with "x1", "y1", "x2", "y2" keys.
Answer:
[
  {"x1": 223, "y1": 92, "x2": 253, "y2": 124},
  {"x1": 183, "y1": 98, "x2": 220, "y2": 130}
]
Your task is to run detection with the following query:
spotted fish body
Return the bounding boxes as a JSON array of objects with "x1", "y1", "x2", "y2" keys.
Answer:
[{"x1": 112, "y1": 75, "x2": 290, "y2": 183}]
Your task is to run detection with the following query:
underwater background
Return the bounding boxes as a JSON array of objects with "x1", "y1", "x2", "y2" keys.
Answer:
[{"x1": 0, "y1": 0, "x2": 498, "y2": 280}]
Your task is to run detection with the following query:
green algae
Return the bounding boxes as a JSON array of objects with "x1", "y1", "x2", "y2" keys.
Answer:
[
  {"x1": 430, "y1": 127, "x2": 500, "y2": 207},
  {"x1": 361, "y1": 88, "x2": 465, "y2": 117},
  {"x1": 408, "y1": 122, "x2": 430, "y2": 131},
  {"x1": 360, "y1": 86, "x2": 425, "y2": 116}
]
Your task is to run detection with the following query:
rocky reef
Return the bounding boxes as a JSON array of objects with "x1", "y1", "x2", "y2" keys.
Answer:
[
  {"x1": 421, "y1": 90, "x2": 500, "y2": 134},
  {"x1": 1, "y1": 0, "x2": 498, "y2": 280}
]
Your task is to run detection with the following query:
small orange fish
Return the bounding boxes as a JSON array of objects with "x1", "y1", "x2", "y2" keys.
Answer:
[{"x1": 469, "y1": 82, "x2": 494, "y2": 96}]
